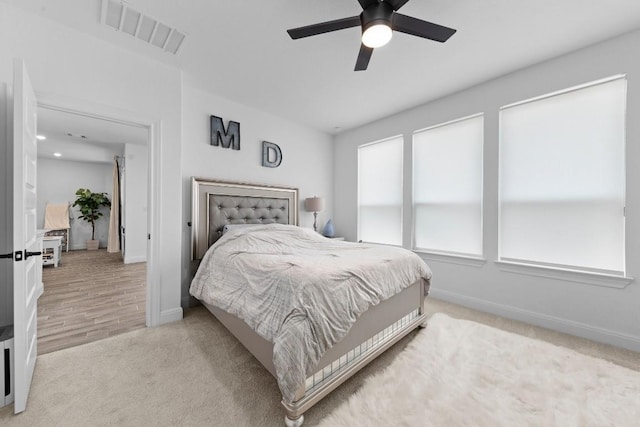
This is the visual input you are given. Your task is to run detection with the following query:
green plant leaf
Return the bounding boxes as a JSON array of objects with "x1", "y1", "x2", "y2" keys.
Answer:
[{"x1": 73, "y1": 188, "x2": 112, "y2": 240}]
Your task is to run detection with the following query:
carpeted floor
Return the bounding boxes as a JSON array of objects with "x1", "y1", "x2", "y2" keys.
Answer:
[
  {"x1": 318, "y1": 313, "x2": 640, "y2": 427},
  {"x1": 0, "y1": 298, "x2": 638, "y2": 426}
]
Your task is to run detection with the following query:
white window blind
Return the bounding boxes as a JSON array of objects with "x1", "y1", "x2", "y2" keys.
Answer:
[
  {"x1": 358, "y1": 136, "x2": 403, "y2": 245},
  {"x1": 499, "y1": 76, "x2": 626, "y2": 274},
  {"x1": 412, "y1": 114, "x2": 484, "y2": 256}
]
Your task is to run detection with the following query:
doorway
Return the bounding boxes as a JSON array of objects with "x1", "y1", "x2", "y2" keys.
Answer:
[{"x1": 35, "y1": 105, "x2": 150, "y2": 354}]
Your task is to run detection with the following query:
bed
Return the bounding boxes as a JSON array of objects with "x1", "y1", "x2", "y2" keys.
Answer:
[{"x1": 190, "y1": 177, "x2": 431, "y2": 426}]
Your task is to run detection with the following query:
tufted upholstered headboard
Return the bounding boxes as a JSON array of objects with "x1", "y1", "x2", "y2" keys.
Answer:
[{"x1": 191, "y1": 177, "x2": 298, "y2": 260}]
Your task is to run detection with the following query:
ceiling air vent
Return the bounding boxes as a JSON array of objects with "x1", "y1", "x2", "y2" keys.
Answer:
[{"x1": 101, "y1": 0, "x2": 186, "y2": 55}]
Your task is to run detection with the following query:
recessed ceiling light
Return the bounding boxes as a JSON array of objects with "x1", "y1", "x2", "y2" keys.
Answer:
[
  {"x1": 53, "y1": 152, "x2": 62, "y2": 157},
  {"x1": 36, "y1": 135, "x2": 46, "y2": 140}
]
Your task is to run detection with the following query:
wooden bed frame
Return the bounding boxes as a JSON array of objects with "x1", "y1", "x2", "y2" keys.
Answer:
[{"x1": 191, "y1": 177, "x2": 428, "y2": 426}]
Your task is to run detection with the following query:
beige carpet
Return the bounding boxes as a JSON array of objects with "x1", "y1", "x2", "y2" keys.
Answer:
[
  {"x1": 1, "y1": 300, "x2": 638, "y2": 426},
  {"x1": 318, "y1": 313, "x2": 640, "y2": 427}
]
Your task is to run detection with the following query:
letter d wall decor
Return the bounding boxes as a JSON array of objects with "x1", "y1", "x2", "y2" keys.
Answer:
[{"x1": 262, "y1": 141, "x2": 282, "y2": 168}]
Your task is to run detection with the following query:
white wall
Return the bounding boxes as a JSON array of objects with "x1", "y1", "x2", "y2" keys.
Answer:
[
  {"x1": 0, "y1": 4, "x2": 335, "y2": 321},
  {"x1": 334, "y1": 30, "x2": 640, "y2": 351},
  {"x1": 123, "y1": 144, "x2": 148, "y2": 264},
  {"x1": 180, "y1": 83, "x2": 334, "y2": 306},
  {"x1": 0, "y1": 3, "x2": 183, "y2": 324},
  {"x1": 37, "y1": 158, "x2": 112, "y2": 249},
  {"x1": 0, "y1": 83, "x2": 12, "y2": 327}
]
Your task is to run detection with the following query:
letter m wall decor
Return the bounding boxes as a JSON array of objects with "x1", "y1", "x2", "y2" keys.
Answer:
[{"x1": 210, "y1": 115, "x2": 240, "y2": 150}]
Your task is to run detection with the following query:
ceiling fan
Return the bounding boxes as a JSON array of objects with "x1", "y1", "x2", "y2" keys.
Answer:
[{"x1": 287, "y1": 0, "x2": 456, "y2": 71}]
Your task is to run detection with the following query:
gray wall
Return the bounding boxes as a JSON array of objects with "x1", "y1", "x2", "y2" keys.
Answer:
[
  {"x1": 37, "y1": 158, "x2": 112, "y2": 249},
  {"x1": 334, "y1": 29, "x2": 640, "y2": 351}
]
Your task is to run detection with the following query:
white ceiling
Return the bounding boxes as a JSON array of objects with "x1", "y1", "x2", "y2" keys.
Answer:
[
  {"x1": 8, "y1": 0, "x2": 640, "y2": 134},
  {"x1": 37, "y1": 106, "x2": 147, "y2": 163}
]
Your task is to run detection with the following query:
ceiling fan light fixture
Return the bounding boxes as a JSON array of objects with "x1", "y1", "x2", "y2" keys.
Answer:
[
  {"x1": 362, "y1": 24, "x2": 392, "y2": 48},
  {"x1": 286, "y1": 0, "x2": 457, "y2": 71}
]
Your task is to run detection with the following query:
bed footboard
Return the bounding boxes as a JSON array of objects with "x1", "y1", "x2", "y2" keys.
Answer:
[
  {"x1": 283, "y1": 311, "x2": 426, "y2": 420},
  {"x1": 282, "y1": 279, "x2": 428, "y2": 423},
  {"x1": 202, "y1": 279, "x2": 428, "y2": 427}
]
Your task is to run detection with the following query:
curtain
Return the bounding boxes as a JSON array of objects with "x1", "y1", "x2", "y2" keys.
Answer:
[{"x1": 107, "y1": 158, "x2": 121, "y2": 253}]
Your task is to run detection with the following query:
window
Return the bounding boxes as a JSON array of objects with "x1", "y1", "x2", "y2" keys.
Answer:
[
  {"x1": 358, "y1": 136, "x2": 403, "y2": 245},
  {"x1": 499, "y1": 76, "x2": 626, "y2": 275},
  {"x1": 412, "y1": 114, "x2": 484, "y2": 256}
]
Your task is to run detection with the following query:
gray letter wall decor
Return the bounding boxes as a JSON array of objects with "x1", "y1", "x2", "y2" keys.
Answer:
[
  {"x1": 262, "y1": 141, "x2": 282, "y2": 168},
  {"x1": 210, "y1": 115, "x2": 240, "y2": 150}
]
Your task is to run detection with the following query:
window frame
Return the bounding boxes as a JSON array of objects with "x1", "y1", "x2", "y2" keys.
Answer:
[
  {"x1": 411, "y1": 113, "x2": 485, "y2": 258},
  {"x1": 497, "y1": 74, "x2": 628, "y2": 277},
  {"x1": 357, "y1": 135, "x2": 404, "y2": 246}
]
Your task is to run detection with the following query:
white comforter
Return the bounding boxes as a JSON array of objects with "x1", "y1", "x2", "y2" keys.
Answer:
[{"x1": 189, "y1": 224, "x2": 431, "y2": 403}]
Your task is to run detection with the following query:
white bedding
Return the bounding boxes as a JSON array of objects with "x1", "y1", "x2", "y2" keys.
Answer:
[{"x1": 189, "y1": 224, "x2": 432, "y2": 403}]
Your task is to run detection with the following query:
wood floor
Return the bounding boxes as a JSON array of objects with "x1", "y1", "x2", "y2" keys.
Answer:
[{"x1": 37, "y1": 249, "x2": 146, "y2": 355}]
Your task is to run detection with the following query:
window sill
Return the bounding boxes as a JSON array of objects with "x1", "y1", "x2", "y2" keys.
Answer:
[
  {"x1": 414, "y1": 250, "x2": 487, "y2": 268},
  {"x1": 494, "y1": 260, "x2": 634, "y2": 289}
]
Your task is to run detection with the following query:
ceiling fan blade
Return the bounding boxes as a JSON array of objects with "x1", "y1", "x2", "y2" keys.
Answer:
[
  {"x1": 287, "y1": 16, "x2": 361, "y2": 39},
  {"x1": 358, "y1": 0, "x2": 379, "y2": 9},
  {"x1": 392, "y1": 13, "x2": 456, "y2": 42},
  {"x1": 386, "y1": 0, "x2": 411, "y2": 11},
  {"x1": 355, "y1": 44, "x2": 374, "y2": 71}
]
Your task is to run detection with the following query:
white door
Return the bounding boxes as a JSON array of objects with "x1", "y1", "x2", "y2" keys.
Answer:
[{"x1": 12, "y1": 58, "x2": 39, "y2": 414}]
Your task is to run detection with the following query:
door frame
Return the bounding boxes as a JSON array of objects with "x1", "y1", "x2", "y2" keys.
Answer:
[{"x1": 36, "y1": 92, "x2": 161, "y2": 327}]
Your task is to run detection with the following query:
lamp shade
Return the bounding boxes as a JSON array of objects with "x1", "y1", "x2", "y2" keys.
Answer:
[{"x1": 304, "y1": 197, "x2": 324, "y2": 212}]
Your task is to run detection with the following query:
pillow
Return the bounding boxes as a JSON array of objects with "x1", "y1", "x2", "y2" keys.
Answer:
[{"x1": 222, "y1": 224, "x2": 264, "y2": 235}]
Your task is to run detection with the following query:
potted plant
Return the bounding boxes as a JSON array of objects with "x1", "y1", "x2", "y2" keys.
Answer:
[{"x1": 72, "y1": 188, "x2": 111, "y2": 250}]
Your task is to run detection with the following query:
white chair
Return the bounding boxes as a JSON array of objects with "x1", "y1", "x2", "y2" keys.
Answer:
[{"x1": 44, "y1": 203, "x2": 71, "y2": 252}]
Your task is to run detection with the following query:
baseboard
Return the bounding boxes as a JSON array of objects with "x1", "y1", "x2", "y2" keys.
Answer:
[
  {"x1": 159, "y1": 307, "x2": 183, "y2": 325},
  {"x1": 124, "y1": 255, "x2": 147, "y2": 264},
  {"x1": 429, "y1": 288, "x2": 640, "y2": 353},
  {"x1": 182, "y1": 294, "x2": 204, "y2": 309},
  {"x1": 69, "y1": 245, "x2": 106, "y2": 251}
]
